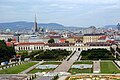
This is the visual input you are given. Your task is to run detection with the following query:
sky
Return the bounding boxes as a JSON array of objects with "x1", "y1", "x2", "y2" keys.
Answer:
[{"x1": 0, "y1": 0, "x2": 120, "y2": 27}]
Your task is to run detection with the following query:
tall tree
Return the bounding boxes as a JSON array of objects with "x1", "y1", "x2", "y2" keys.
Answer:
[
  {"x1": 7, "y1": 38, "x2": 12, "y2": 42},
  {"x1": 110, "y1": 47, "x2": 115, "y2": 55},
  {"x1": 48, "y1": 38, "x2": 55, "y2": 43},
  {"x1": 0, "y1": 40, "x2": 16, "y2": 62}
]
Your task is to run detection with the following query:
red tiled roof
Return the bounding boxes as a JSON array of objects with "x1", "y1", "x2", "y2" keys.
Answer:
[
  {"x1": 107, "y1": 40, "x2": 115, "y2": 43},
  {"x1": 85, "y1": 42, "x2": 111, "y2": 46},
  {"x1": 60, "y1": 38, "x2": 66, "y2": 40},
  {"x1": 12, "y1": 38, "x2": 16, "y2": 41},
  {"x1": 98, "y1": 36, "x2": 107, "y2": 40},
  {"x1": 49, "y1": 31, "x2": 58, "y2": 34},
  {"x1": 46, "y1": 43, "x2": 75, "y2": 47},
  {"x1": 15, "y1": 42, "x2": 45, "y2": 46},
  {"x1": 49, "y1": 36, "x2": 61, "y2": 38},
  {"x1": 59, "y1": 38, "x2": 66, "y2": 43}
]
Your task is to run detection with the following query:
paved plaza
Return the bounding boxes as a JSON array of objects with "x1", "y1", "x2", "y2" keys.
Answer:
[
  {"x1": 54, "y1": 51, "x2": 81, "y2": 72},
  {"x1": 93, "y1": 61, "x2": 100, "y2": 73},
  {"x1": 36, "y1": 51, "x2": 81, "y2": 80},
  {"x1": 0, "y1": 75, "x2": 28, "y2": 80},
  {"x1": 34, "y1": 76, "x2": 53, "y2": 80}
]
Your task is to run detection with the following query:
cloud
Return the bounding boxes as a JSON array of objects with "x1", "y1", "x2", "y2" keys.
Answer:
[
  {"x1": 0, "y1": 0, "x2": 120, "y2": 27},
  {"x1": 83, "y1": 4, "x2": 120, "y2": 15},
  {"x1": 54, "y1": 0, "x2": 119, "y2": 4}
]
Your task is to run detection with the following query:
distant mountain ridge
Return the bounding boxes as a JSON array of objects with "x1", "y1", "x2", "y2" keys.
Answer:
[
  {"x1": 104, "y1": 25, "x2": 117, "y2": 29},
  {"x1": 0, "y1": 21, "x2": 118, "y2": 31},
  {"x1": 0, "y1": 21, "x2": 65, "y2": 31}
]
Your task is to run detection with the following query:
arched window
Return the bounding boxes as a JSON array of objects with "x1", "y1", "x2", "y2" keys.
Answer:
[
  {"x1": 34, "y1": 47, "x2": 36, "y2": 50},
  {"x1": 19, "y1": 47, "x2": 20, "y2": 50}
]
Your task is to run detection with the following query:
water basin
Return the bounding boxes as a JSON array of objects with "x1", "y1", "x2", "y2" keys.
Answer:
[
  {"x1": 36, "y1": 64, "x2": 58, "y2": 69},
  {"x1": 71, "y1": 64, "x2": 92, "y2": 69}
]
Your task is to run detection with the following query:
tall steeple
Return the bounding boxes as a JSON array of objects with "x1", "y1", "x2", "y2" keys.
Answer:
[
  {"x1": 117, "y1": 23, "x2": 120, "y2": 31},
  {"x1": 33, "y1": 14, "x2": 38, "y2": 32}
]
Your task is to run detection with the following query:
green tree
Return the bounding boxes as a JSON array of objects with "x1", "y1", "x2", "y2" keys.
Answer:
[
  {"x1": 7, "y1": 38, "x2": 12, "y2": 42},
  {"x1": 48, "y1": 38, "x2": 55, "y2": 43},
  {"x1": 116, "y1": 47, "x2": 120, "y2": 53},
  {"x1": 30, "y1": 49, "x2": 71, "y2": 61},
  {"x1": 0, "y1": 40, "x2": 16, "y2": 62},
  {"x1": 110, "y1": 47, "x2": 115, "y2": 55},
  {"x1": 81, "y1": 49, "x2": 115, "y2": 60}
]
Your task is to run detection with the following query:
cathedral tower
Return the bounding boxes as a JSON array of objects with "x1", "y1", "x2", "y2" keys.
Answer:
[
  {"x1": 117, "y1": 23, "x2": 120, "y2": 31},
  {"x1": 33, "y1": 15, "x2": 38, "y2": 32}
]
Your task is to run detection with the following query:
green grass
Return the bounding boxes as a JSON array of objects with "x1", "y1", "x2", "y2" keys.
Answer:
[
  {"x1": 0, "y1": 62, "x2": 38, "y2": 74},
  {"x1": 41, "y1": 62, "x2": 61, "y2": 65},
  {"x1": 69, "y1": 68, "x2": 92, "y2": 74},
  {"x1": 28, "y1": 69, "x2": 54, "y2": 74},
  {"x1": 100, "y1": 62, "x2": 120, "y2": 74}
]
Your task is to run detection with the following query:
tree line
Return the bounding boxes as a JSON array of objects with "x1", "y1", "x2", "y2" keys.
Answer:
[{"x1": 17, "y1": 49, "x2": 71, "y2": 61}]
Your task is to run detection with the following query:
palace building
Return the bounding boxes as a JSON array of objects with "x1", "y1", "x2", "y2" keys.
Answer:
[{"x1": 14, "y1": 41, "x2": 111, "y2": 52}]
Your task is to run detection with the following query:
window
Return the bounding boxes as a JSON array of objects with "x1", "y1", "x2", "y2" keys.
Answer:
[{"x1": 19, "y1": 47, "x2": 20, "y2": 50}]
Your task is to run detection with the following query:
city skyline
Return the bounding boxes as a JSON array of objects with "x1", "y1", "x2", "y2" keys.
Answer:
[{"x1": 0, "y1": 0, "x2": 120, "y2": 27}]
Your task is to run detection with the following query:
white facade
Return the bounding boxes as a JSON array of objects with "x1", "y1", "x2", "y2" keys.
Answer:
[
  {"x1": 15, "y1": 43, "x2": 44, "y2": 51},
  {"x1": 0, "y1": 34, "x2": 14, "y2": 41},
  {"x1": 15, "y1": 42, "x2": 110, "y2": 52}
]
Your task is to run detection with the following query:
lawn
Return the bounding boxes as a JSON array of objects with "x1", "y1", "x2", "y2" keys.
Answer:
[
  {"x1": 69, "y1": 61, "x2": 93, "y2": 74},
  {"x1": 69, "y1": 68, "x2": 92, "y2": 74},
  {"x1": 0, "y1": 62, "x2": 38, "y2": 74},
  {"x1": 100, "y1": 62, "x2": 120, "y2": 74}
]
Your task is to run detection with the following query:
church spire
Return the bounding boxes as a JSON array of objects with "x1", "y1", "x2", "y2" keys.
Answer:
[
  {"x1": 33, "y1": 14, "x2": 37, "y2": 32},
  {"x1": 35, "y1": 14, "x2": 36, "y2": 23},
  {"x1": 117, "y1": 23, "x2": 120, "y2": 30}
]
